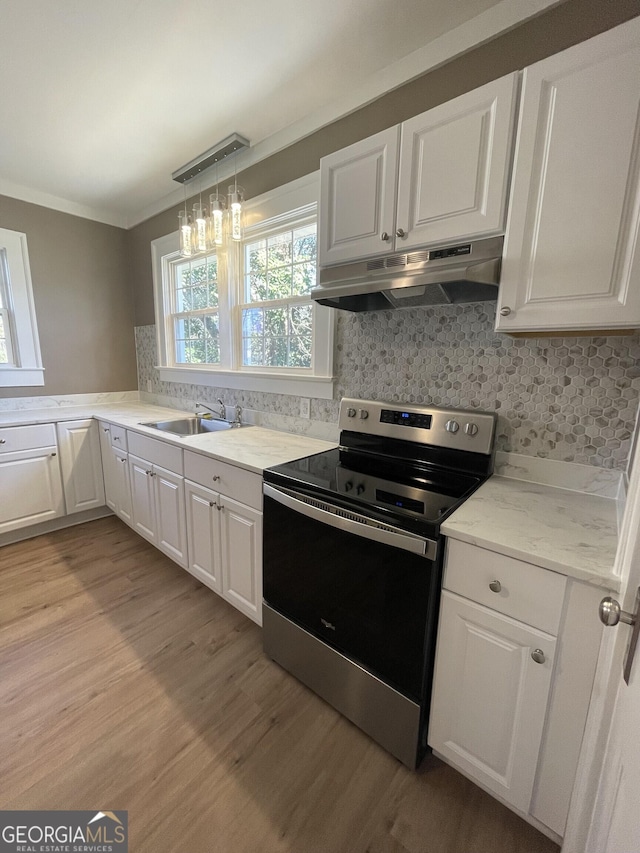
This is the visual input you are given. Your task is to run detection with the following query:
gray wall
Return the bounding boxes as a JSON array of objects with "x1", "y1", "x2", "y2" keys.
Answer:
[
  {"x1": 0, "y1": 196, "x2": 136, "y2": 398},
  {"x1": 127, "y1": 0, "x2": 640, "y2": 325}
]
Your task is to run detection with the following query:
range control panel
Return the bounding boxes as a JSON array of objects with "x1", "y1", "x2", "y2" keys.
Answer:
[{"x1": 339, "y1": 397, "x2": 496, "y2": 456}]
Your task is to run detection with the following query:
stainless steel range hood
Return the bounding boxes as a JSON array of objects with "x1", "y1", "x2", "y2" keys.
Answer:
[{"x1": 311, "y1": 236, "x2": 503, "y2": 312}]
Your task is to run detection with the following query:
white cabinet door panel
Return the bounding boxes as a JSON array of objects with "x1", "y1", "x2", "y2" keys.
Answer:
[
  {"x1": 129, "y1": 454, "x2": 156, "y2": 544},
  {"x1": 429, "y1": 591, "x2": 556, "y2": 813},
  {"x1": 220, "y1": 496, "x2": 262, "y2": 625},
  {"x1": 57, "y1": 419, "x2": 105, "y2": 514},
  {"x1": 113, "y1": 448, "x2": 133, "y2": 525},
  {"x1": 98, "y1": 423, "x2": 117, "y2": 512},
  {"x1": 497, "y1": 19, "x2": 640, "y2": 331},
  {"x1": 319, "y1": 126, "x2": 399, "y2": 265},
  {"x1": 154, "y1": 464, "x2": 188, "y2": 568},
  {"x1": 397, "y1": 73, "x2": 518, "y2": 249},
  {"x1": 0, "y1": 449, "x2": 64, "y2": 533},
  {"x1": 185, "y1": 480, "x2": 222, "y2": 593}
]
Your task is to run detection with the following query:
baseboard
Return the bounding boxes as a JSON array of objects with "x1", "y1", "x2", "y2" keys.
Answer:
[{"x1": 0, "y1": 507, "x2": 114, "y2": 548}]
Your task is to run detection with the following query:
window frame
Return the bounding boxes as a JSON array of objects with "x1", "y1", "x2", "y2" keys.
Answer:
[
  {"x1": 152, "y1": 172, "x2": 334, "y2": 399},
  {"x1": 0, "y1": 228, "x2": 44, "y2": 387}
]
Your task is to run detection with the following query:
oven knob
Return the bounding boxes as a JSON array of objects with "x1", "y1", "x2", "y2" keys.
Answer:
[
  {"x1": 356, "y1": 484, "x2": 365, "y2": 495},
  {"x1": 445, "y1": 419, "x2": 460, "y2": 434},
  {"x1": 465, "y1": 422, "x2": 479, "y2": 436},
  {"x1": 358, "y1": 409, "x2": 369, "y2": 419},
  {"x1": 347, "y1": 407, "x2": 357, "y2": 418},
  {"x1": 344, "y1": 481, "x2": 353, "y2": 492}
]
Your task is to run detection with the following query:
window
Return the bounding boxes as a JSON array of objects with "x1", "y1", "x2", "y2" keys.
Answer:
[
  {"x1": 241, "y1": 220, "x2": 316, "y2": 369},
  {"x1": 0, "y1": 228, "x2": 44, "y2": 387},
  {"x1": 153, "y1": 173, "x2": 334, "y2": 398}
]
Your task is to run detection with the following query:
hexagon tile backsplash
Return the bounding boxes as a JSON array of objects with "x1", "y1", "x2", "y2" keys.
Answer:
[{"x1": 135, "y1": 303, "x2": 640, "y2": 471}]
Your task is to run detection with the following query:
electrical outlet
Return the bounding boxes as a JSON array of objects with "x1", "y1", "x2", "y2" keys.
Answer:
[
  {"x1": 146, "y1": 380, "x2": 153, "y2": 393},
  {"x1": 299, "y1": 398, "x2": 310, "y2": 419}
]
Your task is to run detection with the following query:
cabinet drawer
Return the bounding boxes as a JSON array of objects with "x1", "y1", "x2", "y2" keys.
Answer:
[
  {"x1": 444, "y1": 539, "x2": 566, "y2": 635},
  {"x1": 184, "y1": 451, "x2": 262, "y2": 510},
  {"x1": 109, "y1": 425, "x2": 128, "y2": 450},
  {"x1": 0, "y1": 423, "x2": 57, "y2": 453},
  {"x1": 127, "y1": 431, "x2": 183, "y2": 474}
]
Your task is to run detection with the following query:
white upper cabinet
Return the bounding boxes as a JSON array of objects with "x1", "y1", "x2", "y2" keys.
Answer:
[
  {"x1": 497, "y1": 18, "x2": 640, "y2": 333},
  {"x1": 319, "y1": 73, "x2": 518, "y2": 266},
  {"x1": 396, "y1": 73, "x2": 518, "y2": 251},
  {"x1": 319, "y1": 126, "x2": 400, "y2": 266}
]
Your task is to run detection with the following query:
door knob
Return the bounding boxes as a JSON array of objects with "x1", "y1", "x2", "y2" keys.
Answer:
[
  {"x1": 489, "y1": 580, "x2": 502, "y2": 593},
  {"x1": 599, "y1": 588, "x2": 640, "y2": 685},
  {"x1": 499, "y1": 307, "x2": 512, "y2": 316},
  {"x1": 599, "y1": 596, "x2": 636, "y2": 627},
  {"x1": 531, "y1": 649, "x2": 546, "y2": 664},
  {"x1": 395, "y1": 228, "x2": 406, "y2": 238},
  {"x1": 381, "y1": 232, "x2": 390, "y2": 241}
]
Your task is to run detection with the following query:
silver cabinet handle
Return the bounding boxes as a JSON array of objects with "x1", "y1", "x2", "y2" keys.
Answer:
[
  {"x1": 381, "y1": 231, "x2": 390, "y2": 241},
  {"x1": 119, "y1": 458, "x2": 127, "y2": 464},
  {"x1": 489, "y1": 580, "x2": 502, "y2": 593},
  {"x1": 51, "y1": 452, "x2": 57, "y2": 457},
  {"x1": 103, "y1": 427, "x2": 109, "y2": 433},
  {"x1": 0, "y1": 439, "x2": 6, "y2": 444},
  {"x1": 500, "y1": 307, "x2": 512, "y2": 316},
  {"x1": 216, "y1": 501, "x2": 223, "y2": 511},
  {"x1": 212, "y1": 475, "x2": 221, "y2": 482},
  {"x1": 600, "y1": 588, "x2": 640, "y2": 685},
  {"x1": 531, "y1": 649, "x2": 546, "y2": 664},
  {"x1": 209, "y1": 501, "x2": 215, "y2": 508},
  {"x1": 113, "y1": 435, "x2": 121, "y2": 441},
  {"x1": 396, "y1": 228, "x2": 406, "y2": 238}
]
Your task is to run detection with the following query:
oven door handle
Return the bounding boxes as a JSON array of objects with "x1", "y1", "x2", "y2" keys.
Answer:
[{"x1": 263, "y1": 483, "x2": 438, "y2": 560}]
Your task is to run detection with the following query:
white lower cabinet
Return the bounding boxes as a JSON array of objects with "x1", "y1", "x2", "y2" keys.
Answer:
[
  {"x1": 429, "y1": 539, "x2": 604, "y2": 840},
  {"x1": 184, "y1": 450, "x2": 263, "y2": 625},
  {"x1": 129, "y1": 453, "x2": 187, "y2": 568},
  {"x1": 220, "y1": 494, "x2": 262, "y2": 624},
  {"x1": 99, "y1": 422, "x2": 133, "y2": 523},
  {"x1": 0, "y1": 424, "x2": 65, "y2": 533},
  {"x1": 429, "y1": 591, "x2": 556, "y2": 812},
  {"x1": 56, "y1": 419, "x2": 105, "y2": 514}
]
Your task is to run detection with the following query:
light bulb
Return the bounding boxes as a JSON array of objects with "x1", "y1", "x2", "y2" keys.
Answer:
[
  {"x1": 179, "y1": 210, "x2": 192, "y2": 257},
  {"x1": 209, "y1": 194, "x2": 226, "y2": 245},
  {"x1": 193, "y1": 203, "x2": 207, "y2": 253},
  {"x1": 228, "y1": 185, "x2": 244, "y2": 242}
]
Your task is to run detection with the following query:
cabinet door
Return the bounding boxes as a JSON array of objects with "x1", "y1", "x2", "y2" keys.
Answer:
[
  {"x1": 56, "y1": 419, "x2": 105, "y2": 515},
  {"x1": 220, "y1": 495, "x2": 263, "y2": 625},
  {"x1": 428, "y1": 591, "x2": 556, "y2": 813},
  {"x1": 112, "y1": 448, "x2": 133, "y2": 525},
  {"x1": 397, "y1": 73, "x2": 518, "y2": 250},
  {"x1": 185, "y1": 480, "x2": 222, "y2": 593},
  {"x1": 319, "y1": 126, "x2": 399, "y2": 266},
  {"x1": 98, "y1": 424, "x2": 117, "y2": 512},
  {"x1": 497, "y1": 19, "x2": 640, "y2": 332},
  {"x1": 129, "y1": 454, "x2": 156, "y2": 544},
  {"x1": 0, "y1": 448, "x2": 65, "y2": 533},
  {"x1": 154, "y1": 464, "x2": 188, "y2": 568}
]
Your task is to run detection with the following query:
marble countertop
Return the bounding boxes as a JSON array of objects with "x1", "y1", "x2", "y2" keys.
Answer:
[
  {"x1": 442, "y1": 476, "x2": 621, "y2": 591},
  {"x1": 0, "y1": 402, "x2": 336, "y2": 474}
]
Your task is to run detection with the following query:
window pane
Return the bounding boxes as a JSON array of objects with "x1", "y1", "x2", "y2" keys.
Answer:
[
  {"x1": 243, "y1": 308, "x2": 263, "y2": 336},
  {"x1": 243, "y1": 335, "x2": 264, "y2": 367},
  {"x1": 265, "y1": 307, "x2": 287, "y2": 336},
  {"x1": 292, "y1": 262, "x2": 316, "y2": 295},
  {"x1": 267, "y1": 270, "x2": 292, "y2": 300},
  {"x1": 290, "y1": 304, "x2": 313, "y2": 334},
  {"x1": 267, "y1": 233, "x2": 292, "y2": 268},
  {"x1": 174, "y1": 313, "x2": 219, "y2": 364},
  {"x1": 265, "y1": 336, "x2": 288, "y2": 367},
  {"x1": 175, "y1": 255, "x2": 218, "y2": 309},
  {"x1": 248, "y1": 273, "x2": 267, "y2": 302},
  {"x1": 0, "y1": 314, "x2": 7, "y2": 363},
  {"x1": 293, "y1": 225, "x2": 317, "y2": 263},
  {"x1": 288, "y1": 336, "x2": 312, "y2": 368}
]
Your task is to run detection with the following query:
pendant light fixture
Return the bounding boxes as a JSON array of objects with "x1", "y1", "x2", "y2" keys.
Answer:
[
  {"x1": 172, "y1": 133, "x2": 249, "y2": 255},
  {"x1": 228, "y1": 159, "x2": 244, "y2": 242}
]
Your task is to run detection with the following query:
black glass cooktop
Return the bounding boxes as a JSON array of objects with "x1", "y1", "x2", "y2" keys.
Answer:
[{"x1": 263, "y1": 447, "x2": 483, "y2": 536}]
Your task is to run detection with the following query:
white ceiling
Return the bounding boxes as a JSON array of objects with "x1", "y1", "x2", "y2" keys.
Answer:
[{"x1": 0, "y1": 0, "x2": 561, "y2": 228}]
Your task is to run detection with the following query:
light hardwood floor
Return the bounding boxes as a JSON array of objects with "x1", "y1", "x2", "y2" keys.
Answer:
[{"x1": 0, "y1": 517, "x2": 560, "y2": 853}]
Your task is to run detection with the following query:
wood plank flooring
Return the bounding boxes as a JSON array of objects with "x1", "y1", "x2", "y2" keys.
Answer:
[{"x1": 0, "y1": 517, "x2": 560, "y2": 853}]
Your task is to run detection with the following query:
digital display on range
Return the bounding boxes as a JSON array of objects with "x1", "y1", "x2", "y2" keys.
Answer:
[
  {"x1": 380, "y1": 409, "x2": 432, "y2": 429},
  {"x1": 376, "y1": 489, "x2": 425, "y2": 515}
]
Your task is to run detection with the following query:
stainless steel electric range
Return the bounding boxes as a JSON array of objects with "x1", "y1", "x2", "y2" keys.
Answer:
[{"x1": 262, "y1": 397, "x2": 497, "y2": 768}]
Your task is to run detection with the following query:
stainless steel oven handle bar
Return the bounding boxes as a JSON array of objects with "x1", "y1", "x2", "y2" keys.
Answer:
[{"x1": 263, "y1": 483, "x2": 438, "y2": 560}]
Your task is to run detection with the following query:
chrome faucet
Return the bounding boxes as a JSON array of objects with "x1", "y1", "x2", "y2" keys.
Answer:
[
  {"x1": 232, "y1": 404, "x2": 243, "y2": 427},
  {"x1": 196, "y1": 400, "x2": 226, "y2": 421}
]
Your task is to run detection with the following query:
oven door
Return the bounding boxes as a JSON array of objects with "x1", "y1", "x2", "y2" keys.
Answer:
[{"x1": 262, "y1": 483, "x2": 442, "y2": 703}]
